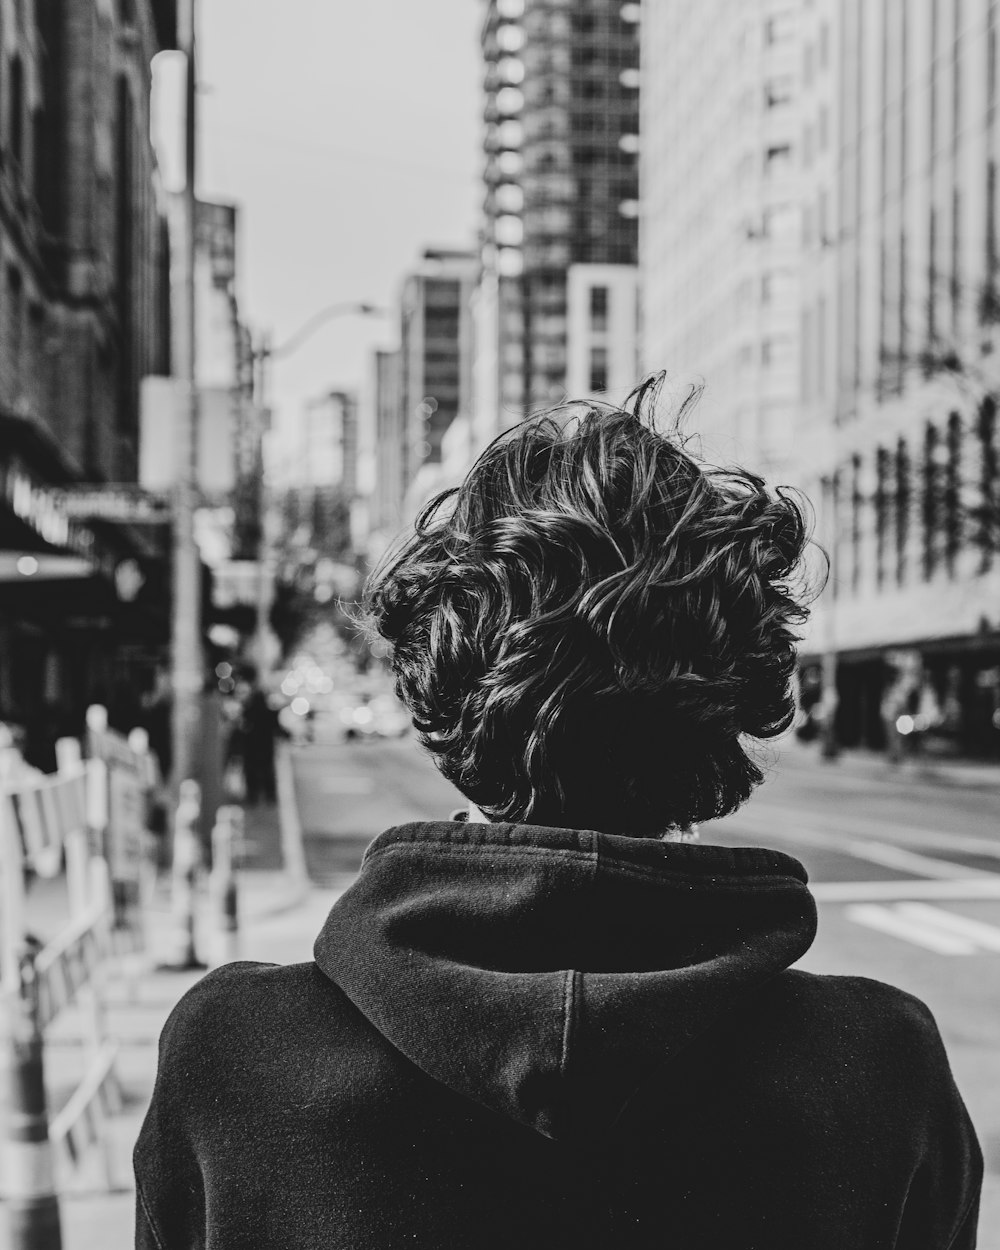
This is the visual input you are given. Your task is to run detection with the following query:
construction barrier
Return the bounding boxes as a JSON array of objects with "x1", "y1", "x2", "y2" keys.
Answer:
[
  {"x1": 0, "y1": 752, "x2": 120, "y2": 1247},
  {"x1": 85, "y1": 706, "x2": 157, "y2": 948},
  {"x1": 209, "y1": 805, "x2": 242, "y2": 967},
  {"x1": 160, "y1": 779, "x2": 207, "y2": 971}
]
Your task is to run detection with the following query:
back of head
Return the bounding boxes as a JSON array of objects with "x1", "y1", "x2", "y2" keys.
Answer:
[{"x1": 364, "y1": 376, "x2": 814, "y2": 835}]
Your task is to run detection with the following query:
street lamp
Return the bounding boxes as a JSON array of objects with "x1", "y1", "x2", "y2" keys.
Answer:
[{"x1": 250, "y1": 301, "x2": 387, "y2": 676}]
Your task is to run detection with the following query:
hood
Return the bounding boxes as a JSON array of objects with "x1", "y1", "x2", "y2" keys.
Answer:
[{"x1": 314, "y1": 821, "x2": 816, "y2": 1141}]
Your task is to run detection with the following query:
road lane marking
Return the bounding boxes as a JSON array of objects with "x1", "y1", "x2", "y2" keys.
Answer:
[
  {"x1": 717, "y1": 809, "x2": 1000, "y2": 859},
  {"x1": 844, "y1": 904, "x2": 978, "y2": 955},
  {"x1": 894, "y1": 903, "x2": 1000, "y2": 952},
  {"x1": 812, "y1": 878, "x2": 1000, "y2": 902},
  {"x1": 845, "y1": 841, "x2": 997, "y2": 880}
]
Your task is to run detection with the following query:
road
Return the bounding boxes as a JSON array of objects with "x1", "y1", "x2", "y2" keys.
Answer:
[{"x1": 291, "y1": 724, "x2": 1000, "y2": 1243}]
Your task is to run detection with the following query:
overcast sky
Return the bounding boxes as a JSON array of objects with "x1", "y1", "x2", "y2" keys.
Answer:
[{"x1": 158, "y1": 1, "x2": 482, "y2": 446}]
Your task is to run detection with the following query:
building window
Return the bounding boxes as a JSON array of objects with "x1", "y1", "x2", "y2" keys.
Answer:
[
  {"x1": 927, "y1": 206, "x2": 938, "y2": 356},
  {"x1": 765, "y1": 76, "x2": 793, "y2": 108},
  {"x1": 765, "y1": 13, "x2": 795, "y2": 45},
  {"x1": 851, "y1": 454, "x2": 863, "y2": 592},
  {"x1": 951, "y1": 187, "x2": 961, "y2": 333},
  {"x1": 922, "y1": 424, "x2": 941, "y2": 579},
  {"x1": 589, "y1": 285, "x2": 608, "y2": 331},
  {"x1": 589, "y1": 345, "x2": 608, "y2": 392},
  {"x1": 944, "y1": 412, "x2": 961, "y2": 575},
  {"x1": 816, "y1": 295, "x2": 826, "y2": 397},
  {"x1": 895, "y1": 439, "x2": 910, "y2": 584},
  {"x1": 762, "y1": 336, "x2": 792, "y2": 368},
  {"x1": 800, "y1": 307, "x2": 812, "y2": 399},
  {"x1": 765, "y1": 144, "x2": 792, "y2": 177},
  {"x1": 6, "y1": 265, "x2": 23, "y2": 389},
  {"x1": 978, "y1": 397, "x2": 998, "y2": 568},
  {"x1": 818, "y1": 104, "x2": 829, "y2": 152},
  {"x1": 875, "y1": 447, "x2": 890, "y2": 589},
  {"x1": 984, "y1": 161, "x2": 999, "y2": 324},
  {"x1": 803, "y1": 42, "x2": 815, "y2": 86}
]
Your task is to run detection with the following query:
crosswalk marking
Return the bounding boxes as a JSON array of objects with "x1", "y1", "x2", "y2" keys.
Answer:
[
  {"x1": 845, "y1": 840, "x2": 997, "y2": 881},
  {"x1": 845, "y1": 904, "x2": 978, "y2": 955},
  {"x1": 845, "y1": 902, "x2": 1000, "y2": 955},
  {"x1": 811, "y1": 878, "x2": 1000, "y2": 902},
  {"x1": 894, "y1": 903, "x2": 1000, "y2": 952}
]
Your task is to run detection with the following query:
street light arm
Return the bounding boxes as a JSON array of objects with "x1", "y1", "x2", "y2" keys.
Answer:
[{"x1": 263, "y1": 301, "x2": 387, "y2": 361}]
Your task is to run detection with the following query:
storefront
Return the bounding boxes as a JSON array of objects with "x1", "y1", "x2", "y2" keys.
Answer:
[
  {"x1": 0, "y1": 448, "x2": 172, "y2": 770},
  {"x1": 799, "y1": 633, "x2": 1000, "y2": 761}
]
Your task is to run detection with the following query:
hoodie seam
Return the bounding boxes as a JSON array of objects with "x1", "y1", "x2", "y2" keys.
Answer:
[
  {"x1": 364, "y1": 842, "x2": 807, "y2": 890},
  {"x1": 559, "y1": 968, "x2": 577, "y2": 1080}
]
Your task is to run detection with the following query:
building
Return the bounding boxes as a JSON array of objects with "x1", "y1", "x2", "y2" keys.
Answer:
[
  {"x1": 0, "y1": 0, "x2": 177, "y2": 758},
  {"x1": 640, "y1": 0, "x2": 801, "y2": 470},
  {"x1": 796, "y1": 0, "x2": 1000, "y2": 758},
  {"x1": 276, "y1": 390, "x2": 359, "y2": 584},
  {"x1": 477, "y1": 0, "x2": 640, "y2": 433},
  {"x1": 565, "y1": 262, "x2": 640, "y2": 400},
  {"x1": 398, "y1": 247, "x2": 477, "y2": 514},
  {"x1": 364, "y1": 349, "x2": 404, "y2": 558},
  {"x1": 640, "y1": 0, "x2": 1000, "y2": 759}
]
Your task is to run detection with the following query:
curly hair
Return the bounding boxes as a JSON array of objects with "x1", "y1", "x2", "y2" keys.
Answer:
[{"x1": 363, "y1": 374, "x2": 816, "y2": 836}]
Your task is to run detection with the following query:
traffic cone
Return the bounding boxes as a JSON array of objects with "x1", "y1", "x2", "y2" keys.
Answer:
[{"x1": 4, "y1": 948, "x2": 63, "y2": 1250}]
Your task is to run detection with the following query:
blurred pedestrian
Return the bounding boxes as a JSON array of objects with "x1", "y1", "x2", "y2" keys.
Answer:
[
  {"x1": 240, "y1": 682, "x2": 279, "y2": 805},
  {"x1": 135, "y1": 376, "x2": 980, "y2": 1248}
]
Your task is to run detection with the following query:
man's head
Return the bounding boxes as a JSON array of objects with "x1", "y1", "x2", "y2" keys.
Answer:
[{"x1": 364, "y1": 378, "x2": 813, "y2": 835}]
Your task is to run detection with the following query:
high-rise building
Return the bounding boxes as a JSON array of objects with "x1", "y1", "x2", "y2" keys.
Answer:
[
  {"x1": 641, "y1": 1, "x2": 801, "y2": 471},
  {"x1": 640, "y1": 0, "x2": 1000, "y2": 759},
  {"x1": 366, "y1": 349, "x2": 404, "y2": 555},
  {"x1": 399, "y1": 247, "x2": 477, "y2": 508},
  {"x1": 478, "y1": 0, "x2": 640, "y2": 430}
]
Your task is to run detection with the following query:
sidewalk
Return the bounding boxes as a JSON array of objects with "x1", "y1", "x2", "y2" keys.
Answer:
[
  {"x1": 0, "y1": 748, "x2": 339, "y2": 1250},
  {"x1": 776, "y1": 735, "x2": 1000, "y2": 792}
]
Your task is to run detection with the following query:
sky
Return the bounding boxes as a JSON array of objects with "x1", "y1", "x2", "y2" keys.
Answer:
[{"x1": 155, "y1": 1, "x2": 482, "y2": 453}]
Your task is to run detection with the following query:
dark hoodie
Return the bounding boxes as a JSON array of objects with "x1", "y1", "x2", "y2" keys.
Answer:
[{"x1": 134, "y1": 821, "x2": 981, "y2": 1249}]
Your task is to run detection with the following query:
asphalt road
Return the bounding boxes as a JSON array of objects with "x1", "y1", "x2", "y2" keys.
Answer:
[{"x1": 291, "y1": 725, "x2": 1000, "y2": 1244}]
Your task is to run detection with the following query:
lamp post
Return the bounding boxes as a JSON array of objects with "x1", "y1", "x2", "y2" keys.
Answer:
[
  {"x1": 170, "y1": 0, "x2": 201, "y2": 793},
  {"x1": 250, "y1": 302, "x2": 386, "y2": 677}
]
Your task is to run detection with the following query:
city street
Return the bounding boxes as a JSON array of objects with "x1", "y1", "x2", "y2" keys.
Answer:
[{"x1": 291, "y1": 724, "x2": 1000, "y2": 1241}]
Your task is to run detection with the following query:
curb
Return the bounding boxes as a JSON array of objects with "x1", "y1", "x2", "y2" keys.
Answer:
[{"x1": 776, "y1": 741, "x2": 1000, "y2": 792}]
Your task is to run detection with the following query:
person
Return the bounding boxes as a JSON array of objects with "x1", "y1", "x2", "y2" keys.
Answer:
[
  {"x1": 134, "y1": 378, "x2": 981, "y2": 1249},
  {"x1": 241, "y1": 681, "x2": 280, "y2": 805}
]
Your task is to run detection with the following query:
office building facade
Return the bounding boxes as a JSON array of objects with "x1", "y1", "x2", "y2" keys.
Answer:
[
  {"x1": 640, "y1": 0, "x2": 1000, "y2": 757},
  {"x1": 478, "y1": 0, "x2": 640, "y2": 432}
]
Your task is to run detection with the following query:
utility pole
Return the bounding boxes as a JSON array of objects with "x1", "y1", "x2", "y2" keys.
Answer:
[
  {"x1": 253, "y1": 331, "x2": 273, "y2": 679},
  {"x1": 170, "y1": 0, "x2": 202, "y2": 791}
]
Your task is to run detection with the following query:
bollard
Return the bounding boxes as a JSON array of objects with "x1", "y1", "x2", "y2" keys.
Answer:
[
  {"x1": 159, "y1": 779, "x2": 206, "y2": 972},
  {"x1": 209, "y1": 806, "x2": 241, "y2": 967},
  {"x1": 4, "y1": 948, "x2": 63, "y2": 1250}
]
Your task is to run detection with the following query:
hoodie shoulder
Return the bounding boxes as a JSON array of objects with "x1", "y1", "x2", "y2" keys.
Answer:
[
  {"x1": 755, "y1": 968, "x2": 977, "y2": 1112},
  {"x1": 157, "y1": 960, "x2": 347, "y2": 1058}
]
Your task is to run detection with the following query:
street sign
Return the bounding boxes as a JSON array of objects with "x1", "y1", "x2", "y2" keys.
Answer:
[{"x1": 60, "y1": 488, "x2": 172, "y2": 524}]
